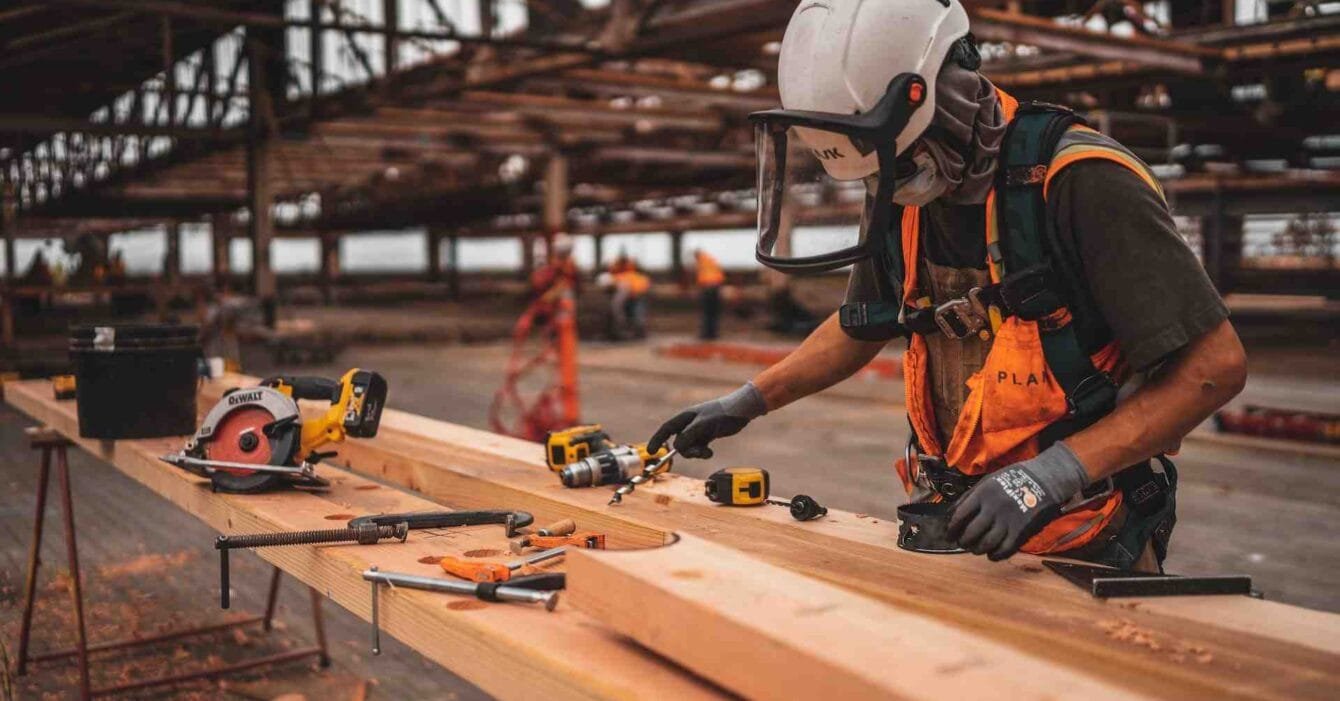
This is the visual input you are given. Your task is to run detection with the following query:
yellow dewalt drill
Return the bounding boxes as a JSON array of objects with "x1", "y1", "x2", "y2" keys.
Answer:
[
  {"x1": 545, "y1": 425, "x2": 612, "y2": 471},
  {"x1": 546, "y1": 424, "x2": 670, "y2": 488}
]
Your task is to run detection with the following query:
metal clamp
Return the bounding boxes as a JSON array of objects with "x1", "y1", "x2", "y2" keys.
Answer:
[{"x1": 933, "y1": 297, "x2": 988, "y2": 340}]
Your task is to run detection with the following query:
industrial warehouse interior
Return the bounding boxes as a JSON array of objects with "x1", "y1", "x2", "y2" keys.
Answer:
[{"x1": 0, "y1": 1, "x2": 1337, "y2": 699}]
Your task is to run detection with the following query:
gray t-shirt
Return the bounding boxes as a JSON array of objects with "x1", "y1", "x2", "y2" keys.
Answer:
[{"x1": 918, "y1": 159, "x2": 1228, "y2": 371}]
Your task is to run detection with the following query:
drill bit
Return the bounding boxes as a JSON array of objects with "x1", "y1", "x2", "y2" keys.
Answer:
[{"x1": 609, "y1": 449, "x2": 677, "y2": 505}]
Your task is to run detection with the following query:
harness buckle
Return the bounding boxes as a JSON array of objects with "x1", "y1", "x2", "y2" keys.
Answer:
[
  {"x1": 839, "y1": 302, "x2": 872, "y2": 328},
  {"x1": 998, "y1": 266, "x2": 1061, "y2": 320},
  {"x1": 933, "y1": 298, "x2": 987, "y2": 340},
  {"x1": 905, "y1": 437, "x2": 980, "y2": 500},
  {"x1": 1066, "y1": 373, "x2": 1118, "y2": 418}
]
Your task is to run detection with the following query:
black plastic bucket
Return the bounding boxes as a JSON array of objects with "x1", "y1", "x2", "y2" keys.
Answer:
[{"x1": 69, "y1": 324, "x2": 200, "y2": 439}]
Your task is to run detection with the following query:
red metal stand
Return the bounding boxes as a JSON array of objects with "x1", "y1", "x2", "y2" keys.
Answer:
[
  {"x1": 12, "y1": 426, "x2": 330, "y2": 699},
  {"x1": 491, "y1": 272, "x2": 581, "y2": 440}
]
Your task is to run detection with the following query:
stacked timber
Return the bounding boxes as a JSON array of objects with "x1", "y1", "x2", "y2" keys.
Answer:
[{"x1": 5, "y1": 376, "x2": 1338, "y2": 700}]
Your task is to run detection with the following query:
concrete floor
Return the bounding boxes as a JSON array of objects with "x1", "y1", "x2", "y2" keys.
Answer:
[{"x1": 2, "y1": 332, "x2": 1335, "y2": 700}]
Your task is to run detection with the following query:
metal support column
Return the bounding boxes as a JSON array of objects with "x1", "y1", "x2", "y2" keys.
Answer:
[
  {"x1": 211, "y1": 213, "x2": 232, "y2": 290},
  {"x1": 1, "y1": 184, "x2": 15, "y2": 348},
  {"x1": 382, "y1": 0, "x2": 399, "y2": 73},
  {"x1": 1201, "y1": 191, "x2": 1243, "y2": 295},
  {"x1": 309, "y1": 0, "x2": 324, "y2": 115},
  {"x1": 320, "y1": 233, "x2": 339, "y2": 304},
  {"x1": 427, "y1": 227, "x2": 443, "y2": 282},
  {"x1": 446, "y1": 234, "x2": 460, "y2": 300},
  {"x1": 246, "y1": 27, "x2": 281, "y2": 328},
  {"x1": 670, "y1": 230, "x2": 685, "y2": 280},
  {"x1": 520, "y1": 235, "x2": 535, "y2": 280},
  {"x1": 543, "y1": 152, "x2": 570, "y2": 236},
  {"x1": 164, "y1": 221, "x2": 181, "y2": 285}
]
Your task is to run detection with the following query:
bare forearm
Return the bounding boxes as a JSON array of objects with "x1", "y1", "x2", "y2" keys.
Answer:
[
  {"x1": 752, "y1": 312, "x2": 889, "y2": 411},
  {"x1": 1066, "y1": 320, "x2": 1247, "y2": 481}
]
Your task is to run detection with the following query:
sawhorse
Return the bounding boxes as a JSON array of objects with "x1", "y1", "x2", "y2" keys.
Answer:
[{"x1": 12, "y1": 426, "x2": 330, "y2": 699}]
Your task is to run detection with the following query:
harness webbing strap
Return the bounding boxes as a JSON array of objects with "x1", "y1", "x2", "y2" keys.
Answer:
[{"x1": 997, "y1": 105, "x2": 1116, "y2": 441}]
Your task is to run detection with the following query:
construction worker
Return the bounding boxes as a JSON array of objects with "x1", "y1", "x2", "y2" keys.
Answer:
[
  {"x1": 693, "y1": 248, "x2": 725, "y2": 340},
  {"x1": 529, "y1": 233, "x2": 579, "y2": 299},
  {"x1": 611, "y1": 260, "x2": 652, "y2": 340},
  {"x1": 649, "y1": 0, "x2": 1246, "y2": 572}
]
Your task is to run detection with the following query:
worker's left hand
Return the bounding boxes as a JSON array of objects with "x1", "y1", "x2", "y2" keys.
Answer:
[
  {"x1": 947, "y1": 443, "x2": 1091, "y2": 561},
  {"x1": 648, "y1": 382, "x2": 768, "y2": 459}
]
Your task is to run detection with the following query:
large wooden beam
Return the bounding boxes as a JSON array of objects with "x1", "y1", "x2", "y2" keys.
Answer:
[
  {"x1": 1, "y1": 380, "x2": 721, "y2": 701},
  {"x1": 567, "y1": 535, "x2": 1146, "y2": 700},
  {"x1": 191, "y1": 377, "x2": 1340, "y2": 701}
]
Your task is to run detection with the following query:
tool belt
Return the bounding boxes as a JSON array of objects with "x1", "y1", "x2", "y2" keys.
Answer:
[
  {"x1": 896, "y1": 502, "x2": 965, "y2": 554},
  {"x1": 1066, "y1": 456, "x2": 1178, "y2": 571},
  {"x1": 897, "y1": 437, "x2": 1130, "y2": 554}
]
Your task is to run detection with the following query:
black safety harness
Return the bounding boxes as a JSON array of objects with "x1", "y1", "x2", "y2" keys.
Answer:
[
  {"x1": 843, "y1": 103, "x2": 1121, "y2": 433},
  {"x1": 851, "y1": 103, "x2": 1176, "y2": 567}
]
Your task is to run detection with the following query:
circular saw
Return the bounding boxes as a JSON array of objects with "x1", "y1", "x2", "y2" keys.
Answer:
[{"x1": 161, "y1": 369, "x2": 388, "y2": 493}]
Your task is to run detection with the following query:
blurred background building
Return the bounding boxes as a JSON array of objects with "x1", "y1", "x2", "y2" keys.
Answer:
[{"x1": 0, "y1": 0, "x2": 1335, "y2": 361}]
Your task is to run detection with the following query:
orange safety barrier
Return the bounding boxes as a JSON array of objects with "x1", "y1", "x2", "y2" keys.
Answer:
[{"x1": 491, "y1": 270, "x2": 581, "y2": 441}]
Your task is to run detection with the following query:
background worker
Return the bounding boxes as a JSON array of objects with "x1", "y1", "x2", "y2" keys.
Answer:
[
  {"x1": 529, "y1": 233, "x2": 579, "y2": 301},
  {"x1": 648, "y1": 0, "x2": 1247, "y2": 571},
  {"x1": 611, "y1": 259, "x2": 651, "y2": 340},
  {"x1": 693, "y1": 248, "x2": 725, "y2": 340}
]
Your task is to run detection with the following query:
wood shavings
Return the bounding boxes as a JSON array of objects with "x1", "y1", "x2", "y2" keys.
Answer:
[
  {"x1": 96, "y1": 550, "x2": 196, "y2": 579},
  {"x1": 1098, "y1": 619, "x2": 1162, "y2": 651}
]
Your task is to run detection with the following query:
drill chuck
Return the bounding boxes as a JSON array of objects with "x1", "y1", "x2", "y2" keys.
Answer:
[{"x1": 560, "y1": 446, "x2": 643, "y2": 488}]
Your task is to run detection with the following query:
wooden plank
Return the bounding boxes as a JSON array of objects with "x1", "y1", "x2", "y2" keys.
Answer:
[
  {"x1": 192, "y1": 377, "x2": 1340, "y2": 700},
  {"x1": 2, "y1": 380, "x2": 723, "y2": 701},
  {"x1": 567, "y1": 534, "x2": 1148, "y2": 701}
]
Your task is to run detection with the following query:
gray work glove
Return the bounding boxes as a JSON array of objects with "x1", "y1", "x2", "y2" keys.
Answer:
[
  {"x1": 647, "y1": 383, "x2": 767, "y2": 459},
  {"x1": 946, "y1": 442, "x2": 1090, "y2": 561}
]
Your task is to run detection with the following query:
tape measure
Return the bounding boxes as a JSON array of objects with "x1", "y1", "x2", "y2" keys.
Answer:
[{"x1": 704, "y1": 467, "x2": 770, "y2": 506}]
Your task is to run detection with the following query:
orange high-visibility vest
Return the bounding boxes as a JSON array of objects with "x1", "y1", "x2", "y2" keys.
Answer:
[
  {"x1": 616, "y1": 270, "x2": 652, "y2": 297},
  {"x1": 896, "y1": 89, "x2": 1164, "y2": 555},
  {"x1": 696, "y1": 252, "x2": 725, "y2": 288}
]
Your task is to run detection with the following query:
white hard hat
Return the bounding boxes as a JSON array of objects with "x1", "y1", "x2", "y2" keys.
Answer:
[
  {"x1": 551, "y1": 232, "x2": 574, "y2": 256},
  {"x1": 778, "y1": 0, "x2": 971, "y2": 180}
]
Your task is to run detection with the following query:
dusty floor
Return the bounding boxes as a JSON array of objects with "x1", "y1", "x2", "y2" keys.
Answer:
[
  {"x1": 2, "y1": 327, "x2": 1336, "y2": 700},
  {"x1": 0, "y1": 407, "x2": 489, "y2": 700}
]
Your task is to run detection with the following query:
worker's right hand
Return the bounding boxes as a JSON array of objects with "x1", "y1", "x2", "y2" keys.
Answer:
[{"x1": 648, "y1": 383, "x2": 768, "y2": 459}]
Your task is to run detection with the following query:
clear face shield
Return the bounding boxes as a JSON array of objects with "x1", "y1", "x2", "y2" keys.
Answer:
[{"x1": 750, "y1": 73, "x2": 928, "y2": 275}]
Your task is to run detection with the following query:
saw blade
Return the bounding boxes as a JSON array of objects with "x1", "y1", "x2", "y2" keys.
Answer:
[{"x1": 204, "y1": 405, "x2": 282, "y2": 474}]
